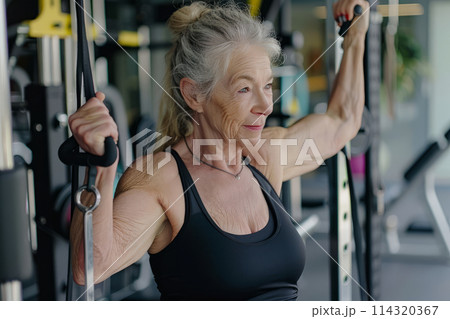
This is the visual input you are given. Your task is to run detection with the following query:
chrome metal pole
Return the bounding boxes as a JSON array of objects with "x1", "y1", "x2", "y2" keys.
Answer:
[
  {"x1": 0, "y1": 0, "x2": 13, "y2": 170},
  {"x1": 37, "y1": 36, "x2": 62, "y2": 86},
  {"x1": 0, "y1": 0, "x2": 22, "y2": 301},
  {"x1": 1, "y1": 281, "x2": 22, "y2": 301}
]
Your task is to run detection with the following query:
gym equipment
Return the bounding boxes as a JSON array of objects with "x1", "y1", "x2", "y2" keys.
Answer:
[
  {"x1": 328, "y1": 1, "x2": 384, "y2": 301},
  {"x1": 383, "y1": 0, "x2": 399, "y2": 118},
  {"x1": 384, "y1": 127, "x2": 450, "y2": 259},
  {"x1": 26, "y1": 82, "x2": 70, "y2": 300},
  {"x1": 61, "y1": 0, "x2": 154, "y2": 301},
  {"x1": 6, "y1": 0, "x2": 74, "y2": 301},
  {"x1": 325, "y1": 0, "x2": 353, "y2": 301},
  {"x1": 326, "y1": 2, "x2": 379, "y2": 301},
  {"x1": 0, "y1": 159, "x2": 34, "y2": 301},
  {"x1": 338, "y1": 4, "x2": 363, "y2": 37},
  {"x1": 74, "y1": 176, "x2": 100, "y2": 301},
  {"x1": 0, "y1": 0, "x2": 12, "y2": 170},
  {"x1": 58, "y1": 0, "x2": 117, "y2": 301},
  {"x1": 351, "y1": 106, "x2": 373, "y2": 156},
  {"x1": 0, "y1": 0, "x2": 33, "y2": 300},
  {"x1": 338, "y1": 6, "x2": 376, "y2": 158},
  {"x1": 362, "y1": 1, "x2": 384, "y2": 299},
  {"x1": 91, "y1": 0, "x2": 158, "y2": 143}
]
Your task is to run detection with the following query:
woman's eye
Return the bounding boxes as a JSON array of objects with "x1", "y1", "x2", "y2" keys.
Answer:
[
  {"x1": 265, "y1": 83, "x2": 273, "y2": 90},
  {"x1": 238, "y1": 87, "x2": 249, "y2": 93}
]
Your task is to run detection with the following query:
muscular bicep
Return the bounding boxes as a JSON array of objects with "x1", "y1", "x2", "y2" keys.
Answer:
[{"x1": 263, "y1": 113, "x2": 352, "y2": 182}]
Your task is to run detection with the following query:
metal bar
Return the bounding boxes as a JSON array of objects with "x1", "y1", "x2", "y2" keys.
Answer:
[
  {"x1": 37, "y1": 37, "x2": 52, "y2": 85},
  {"x1": 51, "y1": 36, "x2": 62, "y2": 84},
  {"x1": 296, "y1": 215, "x2": 319, "y2": 239},
  {"x1": 64, "y1": 36, "x2": 77, "y2": 122},
  {"x1": 0, "y1": 0, "x2": 22, "y2": 301},
  {"x1": 326, "y1": 0, "x2": 352, "y2": 301},
  {"x1": 1, "y1": 281, "x2": 22, "y2": 301},
  {"x1": 325, "y1": 0, "x2": 337, "y2": 94},
  {"x1": 37, "y1": 35, "x2": 62, "y2": 86},
  {"x1": 92, "y1": 0, "x2": 107, "y2": 46},
  {"x1": 0, "y1": 0, "x2": 13, "y2": 170},
  {"x1": 84, "y1": 212, "x2": 94, "y2": 301},
  {"x1": 337, "y1": 152, "x2": 352, "y2": 301},
  {"x1": 424, "y1": 172, "x2": 450, "y2": 256},
  {"x1": 364, "y1": 2, "x2": 383, "y2": 299},
  {"x1": 327, "y1": 156, "x2": 339, "y2": 300},
  {"x1": 95, "y1": 57, "x2": 109, "y2": 88},
  {"x1": 26, "y1": 84, "x2": 69, "y2": 300},
  {"x1": 27, "y1": 169, "x2": 38, "y2": 252},
  {"x1": 325, "y1": 0, "x2": 339, "y2": 301},
  {"x1": 85, "y1": 0, "x2": 96, "y2": 89}
]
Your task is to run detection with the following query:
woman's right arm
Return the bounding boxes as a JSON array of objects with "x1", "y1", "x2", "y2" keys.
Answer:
[{"x1": 68, "y1": 93, "x2": 167, "y2": 285}]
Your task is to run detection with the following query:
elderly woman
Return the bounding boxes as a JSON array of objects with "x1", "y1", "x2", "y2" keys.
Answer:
[{"x1": 69, "y1": 0, "x2": 369, "y2": 300}]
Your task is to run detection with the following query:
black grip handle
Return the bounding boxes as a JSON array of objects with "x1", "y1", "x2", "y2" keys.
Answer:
[
  {"x1": 58, "y1": 136, "x2": 117, "y2": 167},
  {"x1": 338, "y1": 5, "x2": 363, "y2": 37},
  {"x1": 58, "y1": 0, "x2": 117, "y2": 168}
]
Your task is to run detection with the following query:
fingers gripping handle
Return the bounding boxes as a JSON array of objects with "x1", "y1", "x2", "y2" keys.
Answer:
[
  {"x1": 338, "y1": 5, "x2": 363, "y2": 37},
  {"x1": 58, "y1": 0, "x2": 117, "y2": 168},
  {"x1": 58, "y1": 136, "x2": 117, "y2": 167}
]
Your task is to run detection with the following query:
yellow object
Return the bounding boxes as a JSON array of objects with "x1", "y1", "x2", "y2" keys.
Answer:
[
  {"x1": 308, "y1": 75, "x2": 327, "y2": 92},
  {"x1": 248, "y1": 0, "x2": 263, "y2": 17},
  {"x1": 118, "y1": 31, "x2": 140, "y2": 47},
  {"x1": 288, "y1": 97, "x2": 300, "y2": 116},
  {"x1": 314, "y1": 3, "x2": 424, "y2": 19},
  {"x1": 27, "y1": 0, "x2": 71, "y2": 38}
]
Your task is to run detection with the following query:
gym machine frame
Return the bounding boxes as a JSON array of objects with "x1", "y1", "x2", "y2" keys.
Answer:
[
  {"x1": 22, "y1": 0, "x2": 73, "y2": 300},
  {"x1": 0, "y1": 0, "x2": 33, "y2": 301},
  {"x1": 363, "y1": 0, "x2": 383, "y2": 299},
  {"x1": 325, "y1": 0, "x2": 383, "y2": 301},
  {"x1": 325, "y1": 0, "x2": 353, "y2": 301}
]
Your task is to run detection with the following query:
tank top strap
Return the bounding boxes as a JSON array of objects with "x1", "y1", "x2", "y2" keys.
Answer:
[
  {"x1": 246, "y1": 163, "x2": 282, "y2": 205},
  {"x1": 169, "y1": 149, "x2": 196, "y2": 192}
]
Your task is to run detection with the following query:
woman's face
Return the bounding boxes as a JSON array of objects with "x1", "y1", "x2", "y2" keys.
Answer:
[{"x1": 204, "y1": 45, "x2": 273, "y2": 145}]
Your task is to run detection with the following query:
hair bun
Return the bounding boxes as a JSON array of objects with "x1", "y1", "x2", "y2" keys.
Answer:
[{"x1": 168, "y1": 2, "x2": 211, "y2": 37}]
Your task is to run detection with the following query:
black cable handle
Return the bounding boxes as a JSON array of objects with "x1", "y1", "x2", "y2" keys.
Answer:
[
  {"x1": 60, "y1": 0, "x2": 116, "y2": 301},
  {"x1": 339, "y1": 5, "x2": 363, "y2": 37},
  {"x1": 58, "y1": 0, "x2": 117, "y2": 168}
]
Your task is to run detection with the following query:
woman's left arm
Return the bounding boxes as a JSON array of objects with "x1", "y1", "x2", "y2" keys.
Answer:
[{"x1": 264, "y1": 0, "x2": 370, "y2": 182}]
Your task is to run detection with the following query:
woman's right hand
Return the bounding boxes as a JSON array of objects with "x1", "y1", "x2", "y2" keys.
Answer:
[{"x1": 68, "y1": 92, "x2": 119, "y2": 156}]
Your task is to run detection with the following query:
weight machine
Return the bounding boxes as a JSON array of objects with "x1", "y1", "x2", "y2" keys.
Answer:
[
  {"x1": 1, "y1": 0, "x2": 158, "y2": 300},
  {"x1": 0, "y1": 0, "x2": 33, "y2": 301}
]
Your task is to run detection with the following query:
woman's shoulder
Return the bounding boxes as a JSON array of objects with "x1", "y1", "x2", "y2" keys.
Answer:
[
  {"x1": 115, "y1": 150, "x2": 181, "y2": 197},
  {"x1": 245, "y1": 127, "x2": 287, "y2": 195}
]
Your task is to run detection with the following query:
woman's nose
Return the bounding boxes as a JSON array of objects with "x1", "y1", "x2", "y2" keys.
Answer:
[{"x1": 252, "y1": 90, "x2": 273, "y2": 116}]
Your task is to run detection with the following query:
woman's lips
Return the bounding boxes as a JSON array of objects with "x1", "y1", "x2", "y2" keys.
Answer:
[{"x1": 244, "y1": 125, "x2": 264, "y2": 131}]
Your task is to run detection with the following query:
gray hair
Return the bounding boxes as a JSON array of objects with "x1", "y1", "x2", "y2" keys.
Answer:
[{"x1": 157, "y1": 1, "x2": 281, "y2": 148}]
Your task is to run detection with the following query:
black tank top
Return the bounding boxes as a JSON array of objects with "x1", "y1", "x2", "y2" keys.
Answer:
[{"x1": 149, "y1": 149, "x2": 306, "y2": 300}]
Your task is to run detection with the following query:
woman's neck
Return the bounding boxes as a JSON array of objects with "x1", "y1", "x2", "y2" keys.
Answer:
[{"x1": 186, "y1": 130, "x2": 244, "y2": 173}]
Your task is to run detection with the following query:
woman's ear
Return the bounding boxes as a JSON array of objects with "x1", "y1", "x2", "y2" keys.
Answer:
[{"x1": 180, "y1": 78, "x2": 204, "y2": 113}]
